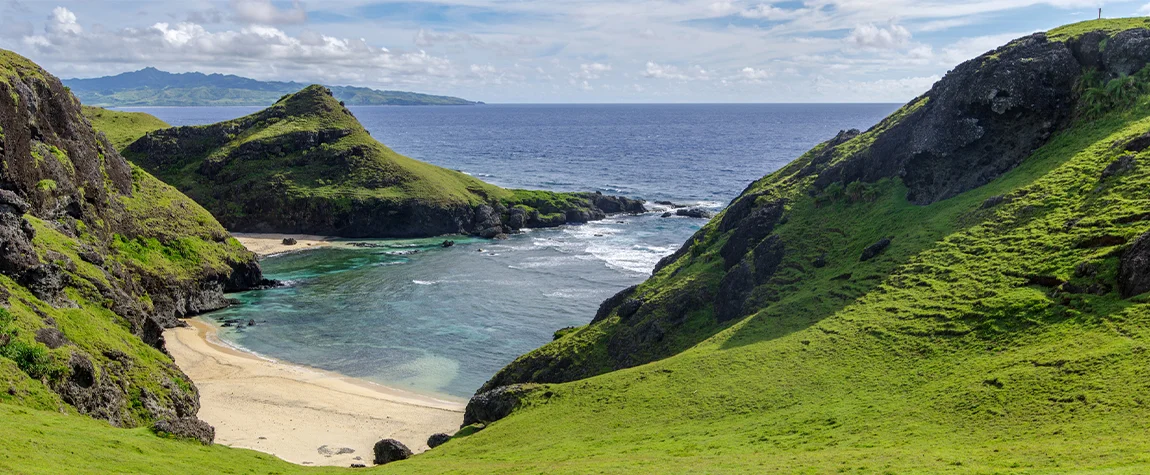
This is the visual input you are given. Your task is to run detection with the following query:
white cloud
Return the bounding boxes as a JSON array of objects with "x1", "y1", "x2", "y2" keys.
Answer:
[
  {"x1": 577, "y1": 62, "x2": 611, "y2": 79},
  {"x1": 846, "y1": 22, "x2": 912, "y2": 49},
  {"x1": 48, "y1": 6, "x2": 81, "y2": 35},
  {"x1": 415, "y1": 29, "x2": 483, "y2": 47},
  {"x1": 740, "y1": 4, "x2": 809, "y2": 20},
  {"x1": 1139, "y1": 2, "x2": 1150, "y2": 14},
  {"x1": 642, "y1": 62, "x2": 709, "y2": 80},
  {"x1": 20, "y1": 8, "x2": 456, "y2": 88},
  {"x1": 230, "y1": 0, "x2": 307, "y2": 25}
]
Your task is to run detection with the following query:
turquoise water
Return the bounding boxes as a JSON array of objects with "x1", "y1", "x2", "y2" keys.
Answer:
[
  {"x1": 209, "y1": 215, "x2": 687, "y2": 397},
  {"x1": 157, "y1": 104, "x2": 901, "y2": 397}
]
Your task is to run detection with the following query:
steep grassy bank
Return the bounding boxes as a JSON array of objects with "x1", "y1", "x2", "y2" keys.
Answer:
[
  {"x1": 124, "y1": 86, "x2": 644, "y2": 238},
  {"x1": 0, "y1": 49, "x2": 267, "y2": 433},
  {"x1": 81, "y1": 106, "x2": 170, "y2": 151}
]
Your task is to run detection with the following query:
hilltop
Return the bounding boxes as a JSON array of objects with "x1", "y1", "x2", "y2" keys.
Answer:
[
  {"x1": 0, "y1": 48, "x2": 269, "y2": 434},
  {"x1": 81, "y1": 106, "x2": 170, "y2": 151},
  {"x1": 63, "y1": 68, "x2": 479, "y2": 107},
  {"x1": 124, "y1": 85, "x2": 644, "y2": 238}
]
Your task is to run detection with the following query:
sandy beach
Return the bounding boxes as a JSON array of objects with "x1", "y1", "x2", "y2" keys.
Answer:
[
  {"x1": 232, "y1": 233, "x2": 337, "y2": 257},
  {"x1": 166, "y1": 318, "x2": 465, "y2": 467}
]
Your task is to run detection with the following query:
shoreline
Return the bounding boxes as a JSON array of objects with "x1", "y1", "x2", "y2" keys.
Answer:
[
  {"x1": 166, "y1": 318, "x2": 465, "y2": 467},
  {"x1": 231, "y1": 233, "x2": 337, "y2": 257}
]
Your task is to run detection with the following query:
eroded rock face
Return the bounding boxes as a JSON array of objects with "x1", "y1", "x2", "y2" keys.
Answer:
[
  {"x1": 1119, "y1": 231, "x2": 1150, "y2": 298},
  {"x1": 811, "y1": 32, "x2": 1128, "y2": 205},
  {"x1": 463, "y1": 384, "x2": 532, "y2": 426},
  {"x1": 0, "y1": 52, "x2": 265, "y2": 428},
  {"x1": 152, "y1": 418, "x2": 215, "y2": 445}
]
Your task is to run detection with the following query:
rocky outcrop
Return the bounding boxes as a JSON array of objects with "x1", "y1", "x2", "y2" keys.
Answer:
[
  {"x1": 810, "y1": 31, "x2": 1150, "y2": 205},
  {"x1": 152, "y1": 418, "x2": 215, "y2": 445},
  {"x1": 372, "y1": 439, "x2": 412, "y2": 465},
  {"x1": 427, "y1": 433, "x2": 451, "y2": 448},
  {"x1": 463, "y1": 384, "x2": 532, "y2": 426},
  {"x1": 1119, "y1": 231, "x2": 1150, "y2": 298},
  {"x1": 860, "y1": 238, "x2": 892, "y2": 262}
]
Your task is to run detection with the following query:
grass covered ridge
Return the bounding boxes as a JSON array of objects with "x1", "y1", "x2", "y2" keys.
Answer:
[{"x1": 82, "y1": 106, "x2": 170, "y2": 151}]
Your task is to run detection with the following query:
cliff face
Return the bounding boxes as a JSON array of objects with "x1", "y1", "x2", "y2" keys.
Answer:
[
  {"x1": 125, "y1": 85, "x2": 644, "y2": 238},
  {"x1": 0, "y1": 50, "x2": 266, "y2": 429},
  {"x1": 478, "y1": 23, "x2": 1150, "y2": 393}
]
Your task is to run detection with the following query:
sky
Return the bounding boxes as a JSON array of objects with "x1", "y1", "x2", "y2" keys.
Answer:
[{"x1": 1, "y1": 0, "x2": 1149, "y2": 103}]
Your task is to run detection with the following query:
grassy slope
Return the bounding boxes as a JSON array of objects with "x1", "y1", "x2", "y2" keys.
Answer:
[
  {"x1": 389, "y1": 20, "x2": 1150, "y2": 473},
  {"x1": 0, "y1": 403, "x2": 335, "y2": 475},
  {"x1": 81, "y1": 106, "x2": 170, "y2": 151}
]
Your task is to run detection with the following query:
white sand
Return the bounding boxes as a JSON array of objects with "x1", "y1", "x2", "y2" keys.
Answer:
[
  {"x1": 231, "y1": 233, "x2": 336, "y2": 257},
  {"x1": 165, "y1": 318, "x2": 465, "y2": 467}
]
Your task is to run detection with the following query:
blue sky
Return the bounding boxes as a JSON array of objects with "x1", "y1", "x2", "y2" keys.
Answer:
[{"x1": 2, "y1": 0, "x2": 1149, "y2": 102}]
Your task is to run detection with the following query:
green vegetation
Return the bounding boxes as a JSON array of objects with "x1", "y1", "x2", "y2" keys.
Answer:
[
  {"x1": 82, "y1": 106, "x2": 170, "y2": 151},
  {"x1": 0, "y1": 402, "x2": 340, "y2": 475},
  {"x1": 63, "y1": 68, "x2": 478, "y2": 107},
  {"x1": 125, "y1": 85, "x2": 609, "y2": 235},
  {"x1": 1048, "y1": 17, "x2": 1150, "y2": 41}
]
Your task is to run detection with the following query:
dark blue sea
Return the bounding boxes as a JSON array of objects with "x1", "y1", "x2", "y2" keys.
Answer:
[{"x1": 122, "y1": 104, "x2": 899, "y2": 398}]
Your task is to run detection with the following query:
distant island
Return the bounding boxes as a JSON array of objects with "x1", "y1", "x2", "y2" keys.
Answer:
[{"x1": 63, "y1": 67, "x2": 481, "y2": 107}]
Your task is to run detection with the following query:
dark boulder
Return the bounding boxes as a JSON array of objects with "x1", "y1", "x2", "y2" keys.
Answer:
[
  {"x1": 1119, "y1": 231, "x2": 1150, "y2": 298},
  {"x1": 720, "y1": 200, "x2": 785, "y2": 269},
  {"x1": 860, "y1": 238, "x2": 892, "y2": 262},
  {"x1": 507, "y1": 208, "x2": 527, "y2": 229},
  {"x1": 441, "y1": 240, "x2": 454, "y2": 248},
  {"x1": 1100, "y1": 29, "x2": 1150, "y2": 76},
  {"x1": 715, "y1": 261, "x2": 754, "y2": 322},
  {"x1": 152, "y1": 418, "x2": 215, "y2": 445},
  {"x1": 592, "y1": 285, "x2": 637, "y2": 323},
  {"x1": 1101, "y1": 155, "x2": 1136, "y2": 180},
  {"x1": 752, "y1": 235, "x2": 785, "y2": 284},
  {"x1": 660, "y1": 211, "x2": 674, "y2": 218},
  {"x1": 281, "y1": 237, "x2": 297, "y2": 245},
  {"x1": 676, "y1": 208, "x2": 713, "y2": 219},
  {"x1": 427, "y1": 433, "x2": 451, "y2": 448},
  {"x1": 34, "y1": 327, "x2": 69, "y2": 349},
  {"x1": 372, "y1": 439, "x2": 412, "y2": 465},
  {"x1": 1124, "y1": 131, "x2": 1150, "y2": 152},
  {"x1": 463, "y1": 384, "x2": 531, "y2": 426},
  {"x1": 618, "y1": 299, "x2": 644, "y2": 319},
  {"x1": 478, "y1": 226, "x2": 504, "y2": 239}
]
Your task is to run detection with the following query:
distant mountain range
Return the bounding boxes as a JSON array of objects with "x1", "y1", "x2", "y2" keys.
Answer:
[{"x1": 63, "y1": 67, "x2": 480, "y2": 107}]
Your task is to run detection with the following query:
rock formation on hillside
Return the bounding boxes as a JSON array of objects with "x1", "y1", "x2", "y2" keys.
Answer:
[{"x1": 0, "y1": 49, "x2": 266, "y2": 429}]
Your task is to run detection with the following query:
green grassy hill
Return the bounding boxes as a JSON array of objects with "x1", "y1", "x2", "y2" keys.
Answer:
[
  {"x1": 81, "y1": 106, "x2": 170, "y2": 151},
  {"x1": 124, "y1": 85, "x2": 644, "y2": 237}
]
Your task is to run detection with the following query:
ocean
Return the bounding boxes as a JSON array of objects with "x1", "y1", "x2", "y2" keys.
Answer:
[{"x1": 123, "y1": 103, "x2": 899, "y2": 398}]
